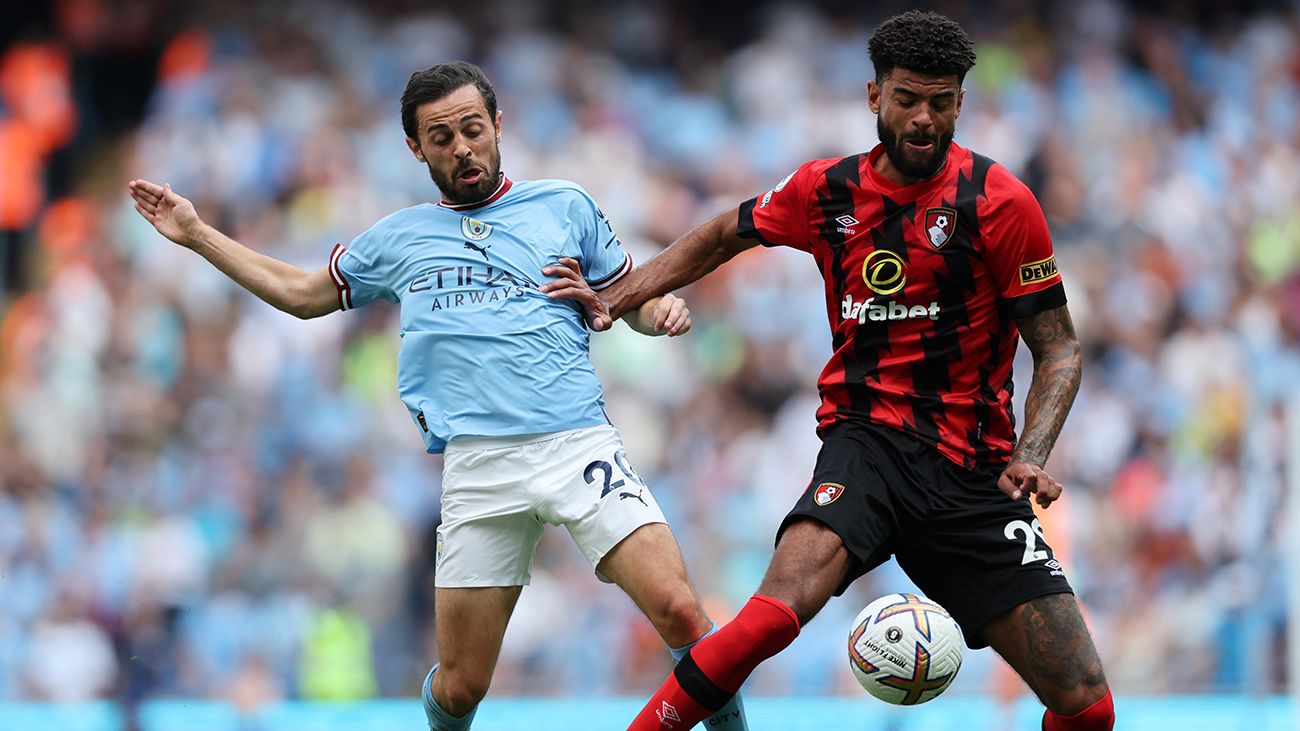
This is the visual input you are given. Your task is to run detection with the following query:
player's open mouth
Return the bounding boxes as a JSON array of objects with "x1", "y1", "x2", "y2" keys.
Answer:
[
  {"x1": 459, "y1": 168, "x2": 485, "y2": 184},
  {"x1": 904, "y1": 139, "x2": 934, "y2": 150}
]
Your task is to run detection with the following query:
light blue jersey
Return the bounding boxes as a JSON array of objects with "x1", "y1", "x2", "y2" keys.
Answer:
[{"x1": 328, "y1": 176, "x2": 632, "y2": 453}]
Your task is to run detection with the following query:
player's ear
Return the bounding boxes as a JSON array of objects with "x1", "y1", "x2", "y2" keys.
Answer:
[
  {"x1": 406, "y1": 136, "x2": 426, "y2": 163},
  {"x1": 494, "y1": 109, "x2": 503, "y2": 143},
  {"x1": 867, "y1": 79, "x2": 881, "y2": 115}
]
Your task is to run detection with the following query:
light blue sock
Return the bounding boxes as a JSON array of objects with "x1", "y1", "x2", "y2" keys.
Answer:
[
  {"x1": 422, "y1": 663, "x2": 477, "y2": 731},
  {"x1": 670, "y1": 623, "x2": 749, "y2": 730}
]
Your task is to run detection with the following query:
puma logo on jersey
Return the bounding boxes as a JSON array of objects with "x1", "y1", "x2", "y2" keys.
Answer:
[{"x1": 464, "y1": 241, "x2": 491, "y2": 261}]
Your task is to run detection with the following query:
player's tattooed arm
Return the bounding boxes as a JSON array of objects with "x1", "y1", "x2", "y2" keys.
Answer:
[
  {"x1": 1012, "y1": 304, "x2": 1082, "y2": 468},
  {"x1": 996, "y1": 304, "x2": 1081, "y2": 507}
]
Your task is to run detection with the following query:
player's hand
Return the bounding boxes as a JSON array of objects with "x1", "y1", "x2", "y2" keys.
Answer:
[
  {"x1": 997, "y1": 460, "x2": 1063, "y2": 509},
  {"x1": 651, "y1": 293, "x2": 690, "y2": 336},
  {"x1": 128, "y1": 179, "x2": 205, "y2": 248},
  {"x1": 541, "y1": 257, "x2": 614, "y2": 331}
]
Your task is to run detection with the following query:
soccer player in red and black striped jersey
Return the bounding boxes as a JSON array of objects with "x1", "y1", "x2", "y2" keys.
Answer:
[{"x1": 546, "y1": 10, "x2": 1114, "y2": 731}]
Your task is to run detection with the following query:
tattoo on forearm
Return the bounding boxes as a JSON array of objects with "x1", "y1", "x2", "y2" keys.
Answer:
[
  {"x1": 1013, "y1": 307, "x2": 1082, "y2": 466},
  {"x1": 1021, "y1": 594, "x2": 1107, "y2": 692}
]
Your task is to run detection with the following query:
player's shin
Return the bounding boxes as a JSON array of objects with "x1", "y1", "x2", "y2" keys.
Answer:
[
  {"x1": 422, "y1": 664, "x2": 478, "y2": 731},
  {"x1": 629, "y1": 595, "x2": 799, "y2": 730},
  {"x1": 669, "y1": 623, "x2": 749, "y2": 730}
]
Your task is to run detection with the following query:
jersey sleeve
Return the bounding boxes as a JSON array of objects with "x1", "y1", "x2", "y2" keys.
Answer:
[
  {"x1": 736, "y1": 163, "x2": 816, "y2": 253},
  {"x1": 571, "y1": 188, "x2": 633, "y2": 291},
  {"x1": 330, "y1": 224, "x2": 398, "y2": 311},
  {"x1": 982, "y1": 169, "x2": 1067, "y2": 319}
]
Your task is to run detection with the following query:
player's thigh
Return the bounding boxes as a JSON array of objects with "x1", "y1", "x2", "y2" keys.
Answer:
[
  {"x1": 438, "y1": 442, "x2": 546, "y2": 588},
  {"x1": 597, "y1": 522, "x2": 710, "y2": 646},
  {"x1": 757, "y1": 518, "x2": 856, "y2": 626},
  {"x1": 434, "y1": 586, "x2": 524, "y2": 689},
  {"x1": 761, "y1": 423, "x2": 911, "y2": 625},
  {"x1": 979, "y1": 592, "x2": 1108, "y2": 715},
  {"x1": 893, "y1": 460, "x2": 1075, "y2": 649},
  {"x1": 538, "y1": 426, "x2": 670, "y2": 580}
]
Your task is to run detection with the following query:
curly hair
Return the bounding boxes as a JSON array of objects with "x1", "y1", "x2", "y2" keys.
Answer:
[{"x1": 868, "y1": 10, "x2": 976, "y2": 84}]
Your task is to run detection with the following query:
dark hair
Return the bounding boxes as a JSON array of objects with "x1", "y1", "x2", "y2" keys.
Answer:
[
  {"x1": 868, "y1": 10, "x2": 976, "y2": 85},
  {"x1": 400, "y1": 61, "x2": 498, "y2": 140}
]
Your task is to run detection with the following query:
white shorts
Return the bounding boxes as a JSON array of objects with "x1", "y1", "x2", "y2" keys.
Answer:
[{"x1": 435, "y1": 425, "x2": 667, "y2": 588}]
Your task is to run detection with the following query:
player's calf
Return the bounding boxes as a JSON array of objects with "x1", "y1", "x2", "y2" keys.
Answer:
[{"x1": 981, "y1": 593, "x2": 1113, "y2": 730}]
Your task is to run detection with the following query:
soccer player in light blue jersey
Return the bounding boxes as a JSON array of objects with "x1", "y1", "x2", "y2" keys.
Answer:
[{"x1": 128, "y1": 61, "x2": 748, "y2": 730}]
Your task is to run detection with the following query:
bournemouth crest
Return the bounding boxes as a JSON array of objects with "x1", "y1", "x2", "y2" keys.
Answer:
[
  {"x1": 814, "y1": 482, "x2": 846, "y2": 506},
  {"x1": 461, "y1": 216, "x2": 493, "y2": 241},
  {"x1": 924, "y1": 207, "x2": 957, "y2": 249}
]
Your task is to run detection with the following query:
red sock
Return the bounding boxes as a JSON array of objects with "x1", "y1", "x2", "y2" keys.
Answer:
[
  {"x1": 1043, "y1": 689, "x2": 1115, "y2": 731},
  {"x1": 628, "y1": 595, "x2": 799, "y2": 730}
]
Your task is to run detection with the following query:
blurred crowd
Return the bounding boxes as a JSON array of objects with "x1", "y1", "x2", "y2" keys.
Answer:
[{"x1": 1, "y1": 0, "x2": 1298, "y2": 713}]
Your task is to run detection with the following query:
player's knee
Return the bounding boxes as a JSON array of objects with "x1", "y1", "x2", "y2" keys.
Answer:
[
  {"x1": 436, "y1": 667, "x2": 491, "y2": 717},
  {"x1": 649, "y1": 590, "x2": 710, "y2": 646},
  {"x1": 1046, "y1": 680, "x2": 1110, "y2": 717}
]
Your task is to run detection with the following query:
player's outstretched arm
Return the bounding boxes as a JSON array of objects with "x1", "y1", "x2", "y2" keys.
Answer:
[
  {"x1": 604, "y1": 208, "x2": 756, "y2": 323},
  {"x1": 542, "y1": 258, "x2": 690, "y2": 336},
  {"x1": 998, "y1": 304, "x2": 1083, "y2": 508},
  {"x1": 127, "y1": 179, "x2": 339, "y2": 319},
  {"x1": 542, "y1": 207, "x2": 756, "y2": 331}
]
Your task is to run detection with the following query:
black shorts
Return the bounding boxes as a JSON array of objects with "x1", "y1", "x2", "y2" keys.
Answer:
[{"x1": 778, "y1": 420, "x2": 1074, "y2": 649}]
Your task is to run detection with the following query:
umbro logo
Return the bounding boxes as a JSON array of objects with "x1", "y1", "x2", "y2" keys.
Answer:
[
  {"x1": 657, "y1": 701, "x2": 681, "y2": 727},
  {"x1": 835, "y1": 214, "x2": 858, "y2": 235}
]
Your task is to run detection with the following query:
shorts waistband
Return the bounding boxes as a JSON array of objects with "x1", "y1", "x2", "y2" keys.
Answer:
[{"x1": 444, "y1": 425, "x2": 607, "y2": 453}]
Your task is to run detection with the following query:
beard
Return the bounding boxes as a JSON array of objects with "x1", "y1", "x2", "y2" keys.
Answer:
[
  {"x1": 877, "y1": 117, "x2": 953, "y2": 181},
  {"x1": 428, "y1": 146, "x2": 503, "y2": 204}
]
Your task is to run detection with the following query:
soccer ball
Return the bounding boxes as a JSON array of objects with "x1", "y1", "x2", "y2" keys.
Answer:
[{"x1": 848, "y1": 593, "x2": 964, "y2": 705}]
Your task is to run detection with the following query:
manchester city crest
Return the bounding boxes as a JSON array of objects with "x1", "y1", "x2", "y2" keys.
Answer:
[{"x1": 461, "y1": 216, "x2": 493, "y2": 241}]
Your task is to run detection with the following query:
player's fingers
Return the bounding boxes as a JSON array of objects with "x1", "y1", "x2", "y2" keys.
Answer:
[
  {"x1": 129, "y1": 179, "x2": 163, "y2": 198},
  {"x1": 541, "y1": 265, "x2": 584, "y2": 287},
  {"x1": 997, "y1": 473, "x2": 1023, "y2": 501},
  {"x1": 129, "y1": 186, "x2": 160, "y2": 207},
  {"x1": 132, "y1": 195, "x2": 157, "y2": 216},
  {"x1": 556, "y1": 257, "x2": 582, "y2": 274},
  {"x1": 1037, "y1": 477, "x2": 1063, "y2": 508},
  {"x1": 653, "y1": 299, "x2": 673, "y2": 332},
  {"x1": 1020, "y1": 471, "x2": 1041, "y2": 497},
  {"x1": 544, "y1": 279, "x2": 595, "y2": 300},
  {"x1": 593, "y1": 314, "x2": 613, "y2": 331},
  {"x1": 667, "y1": 307, "x2": 691, "y2": 336},
  {"x1": 134, "y1": 202, "x2": 154, "y2": 221}
]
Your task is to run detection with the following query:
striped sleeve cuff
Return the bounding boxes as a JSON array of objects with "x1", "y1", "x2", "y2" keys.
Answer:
[
  {"x1": 589, "y1": 252, "x2": 633, "y2": 291},
  {"x1": 329, "y1": 244, "x2": 354, "y2": 311}
]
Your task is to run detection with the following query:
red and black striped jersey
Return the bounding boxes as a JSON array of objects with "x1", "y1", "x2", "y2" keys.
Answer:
[{"x1": 738, "y1": 142, "x2": 1065, "y2": 467}]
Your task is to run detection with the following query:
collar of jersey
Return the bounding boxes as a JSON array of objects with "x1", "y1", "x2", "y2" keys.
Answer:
[
  {"x1": 437, "y1": 174, "x2": 513, "y2": 211},
  {"x1": 865, "y1": 143, "x2": 957, "y2": 194}
]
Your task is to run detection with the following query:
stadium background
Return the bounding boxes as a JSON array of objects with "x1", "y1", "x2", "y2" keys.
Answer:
[{"x1": 1, "y1": 0, "x2": 1298, "y2": 729}]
